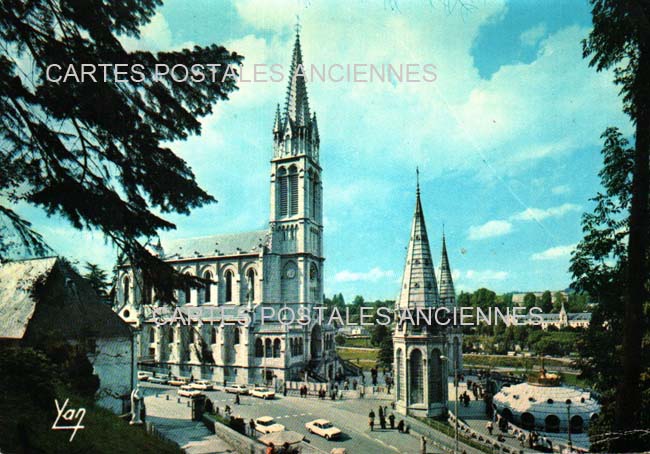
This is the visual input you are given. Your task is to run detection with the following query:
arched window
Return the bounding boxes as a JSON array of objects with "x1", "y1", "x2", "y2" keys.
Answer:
[
  {"x1": 211, "y1": 327, "x2": 217, "y2": 344},
  {"x1": 299, "y1": 338, "x2": 304, "y2": 355},
  {"x1": 255, "y1": 338, "x2": 264, "y2": 357},
  {"x1": 246, "y1": 268, "x2": 256, "y2": 302},
  {"x1": 234, "y1": 328, "x2": 240, "y2": 345},
  {"x1": 149, "y1": 328, "x2": 155, "y2": 343},
  {"x1": 225, "y1": 270, "x2": 233, "y2": 302},
  {"x1": 289, "y1": 166, "x2": 299, "y2": 215},
  {"x1": 430, "y1": 349, "x2": 443, "y2": 403},
  {"x1": 183, "y1": 273, "x2": 191, "y2": 304},
  {"x1": 409, "y1": 349, "x2": 424, "y2": 404},
  {"x1": 265, "y1": 338, "x2": 272, "y2": 357},
  {"x1": 203, "y1": 271, "x2": 212, "y2": 303},
  {"x1": 123, "y1": 276, "x2": 130, "y2": 304},
  {"x1": 289, "y1": 339, "x2": 294, "y2": 356},
  {"x1": 273, "y1": 338, "x2": 281, "y2": 357},
  {"x1": 311, "y1": 175, "x2": 318, "y2": 218},
  {"x1": 278, "y1": 167, "x2": 288, "y2": 217}
]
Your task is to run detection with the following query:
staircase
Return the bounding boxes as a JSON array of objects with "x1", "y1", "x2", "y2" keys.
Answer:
[
  {"x1": 307, "y1": 359, "x2": 328, "y2": 382},
  {"x1": 340, "y1": 357, "x2": 363, "y2": 377}
]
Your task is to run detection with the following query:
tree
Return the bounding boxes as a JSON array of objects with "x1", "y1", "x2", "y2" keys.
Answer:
[
  {"x1": 552, "y1": 291, "x2": 566, "y2": 312},
  {"x1": 583, "y1": 1, "x2": 650, "y2": 447},
  {"x1": 0, "y1": 0, "x2": 242, "y2": 303},
  {"x1": 370, "y1": 324, "x2": 390, "y2": 347},
  {"x1": 83, "y1": 262, "x2": 110, "y2": 301},
  {"x1": 540, "y1": 291, "x2": 553, "y2": 313},
  {"x1": 570, "y1": 128, "x2": 650, "y2": 451},
  {"x1": 523, "y1": 292, "x2": 537, "y2": 310},
  {"x1": 377, "y1": 337, "x2": 394, "y2": 370}
]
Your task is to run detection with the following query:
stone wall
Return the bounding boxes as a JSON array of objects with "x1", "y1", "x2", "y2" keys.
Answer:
[{"x1": 202, "y1": 414, "x2": 266, "y2": 454}]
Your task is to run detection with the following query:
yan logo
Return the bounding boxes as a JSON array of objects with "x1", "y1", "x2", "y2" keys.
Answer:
[{"x1": 52, "y1": 399, "x2": 86, "y2": 441}]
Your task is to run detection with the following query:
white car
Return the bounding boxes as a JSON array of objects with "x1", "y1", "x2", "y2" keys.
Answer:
[
  {"x1": 224, "y1": 384, "x2": 249, "y2": 395},
  {"x1": 250, "y1": 387, "x2": 275, "y2": 399},
  {"x1": 178, "y1": 385, "x2": 204, "y2": 398},
  {"x1": 189, "y1": 380, "x2": 213, "y2": 390},
  {"x1": 305, "y1": 419, "x2": 342, "y2": 440},
  {"x1": 168, "y1": 377, "x2": 189, "y2": 387},
  {"x1": 137, "y1": 371, "x2": 151, "y2": 381},
  {"x1": 148, "y1": 376, "x2": 168, "y2": 385},
  {"x1": 255, "y1": 416, "x2": 285, "y2": 434}
]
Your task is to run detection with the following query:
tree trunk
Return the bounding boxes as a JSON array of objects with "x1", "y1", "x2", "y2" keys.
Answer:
[{"x1": 615, "y1": 41, "x2": 650, "y2": 445}]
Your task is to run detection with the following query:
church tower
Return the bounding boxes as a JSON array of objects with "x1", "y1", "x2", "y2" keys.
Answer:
[
  {"x1": 268, "y1": 29, "x2": 323, "y2": 307},
  {"x1": 393, "y1": 175, "x2": 449, "y2": 417}
]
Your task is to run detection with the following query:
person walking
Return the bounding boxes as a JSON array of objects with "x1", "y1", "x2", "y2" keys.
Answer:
[
  {"x1": 486, "y1": 421, "x2": 493, "y2": 435},
  {"x1": 397, "y1": 420, "x2": 405, "y2": 433},
  {"x1": 249, "y1": 418, "x2": 256, "y2": 436},
  {"x1": 379, "y1": 414, "x2": 386, "y2": 430},
  {"x1": 235, "y1": 393, "x2": 241, "y2": 405},
  {"x1": 266, "y1": 442, "x2": 275, "y2": 454},
  {"x1": 388, "y1": 413, "x2": 395, "y2": 429},
  {"x1": 368, "y1": 410, "x2": 376, "y2": 432},
  {"x1": 420, "y1": 436, "x2": 427, "y2": 454}
]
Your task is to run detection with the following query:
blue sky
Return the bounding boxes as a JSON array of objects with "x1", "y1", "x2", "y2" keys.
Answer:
[{"x1": 20, "y1": 0, "x2": 632, "y2": 301}]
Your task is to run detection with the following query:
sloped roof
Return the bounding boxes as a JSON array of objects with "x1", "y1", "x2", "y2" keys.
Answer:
[
  {"x1": 0, "y1": 257, "x2": 58, "y2": 339},
  {"x1": 163, "y1": 230, "x2": 269, "y2": 260},
  {"x1": 0, "y1": 257, "x2": 131, "y2": 341}
]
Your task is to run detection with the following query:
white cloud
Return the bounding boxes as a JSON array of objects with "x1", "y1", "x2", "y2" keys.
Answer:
[
  {"x1": 531, "y1": 244, "x2": 576, "y2": 261},
  {"x1": 465, "y1": 269, "x2": 509, "y2": 281},
  {"x1": 520, "y1": 23, "x2": 547, "y2": 46},
  {"x1": 120, "y1": 12, "x2": 194, "y2": 51},
  {"x1": 334, "y1": 267, "x2": 395, "y2": 283},
  {"x1": 511, "y1": 203, "x2": 582, "y2": 222},
  {"x1": 551, "y1": 185, "x2": 571, "y2": 195},
  {"x1": 468, "y1": 220, "x2": 512, "y2": 240}
]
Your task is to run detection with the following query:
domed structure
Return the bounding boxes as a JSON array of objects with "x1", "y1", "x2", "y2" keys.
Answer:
[{"x1": 493, "y1": 372, "x2": 600, "y2": 434}]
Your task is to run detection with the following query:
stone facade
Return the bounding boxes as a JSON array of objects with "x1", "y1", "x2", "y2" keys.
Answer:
[
  {"x1": 393, "y1": 181, "x2": 461, "y2": 418},
  {"x1": 115, "y1": 32, "x2": 337, "y2": 386}
]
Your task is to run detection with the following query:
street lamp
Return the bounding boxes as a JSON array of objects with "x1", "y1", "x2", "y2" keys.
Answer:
[
  {"x1": 441, "y1": 355, "x2": 459, "y2": 454},
  {"x1": 565, "y1": 399, "x2": 573, "y2": 451}
]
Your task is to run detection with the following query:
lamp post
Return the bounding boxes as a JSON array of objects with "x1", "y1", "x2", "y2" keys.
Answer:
[
  {"x1": 441, "y1": 355, "x2": 459, "y2": 454},
  {"x1": 565, "y1": 399, "x2": 573, "y2": 451}
]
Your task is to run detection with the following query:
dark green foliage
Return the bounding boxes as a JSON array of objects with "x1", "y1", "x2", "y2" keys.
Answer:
[
  {"x1": 377, "y1": 337, "x2": 394, "y2": 369},
  {"x1": 0, "y1": 0, "x2": 242, "y2": 302},
  {"x1": 540, "y1": 291, "x2": 553, "y2": 313},
  {"x1": 570, "y1": 128, "x2": 650, "y2": 451},
  {"x1": 83, "y1": 262, "x2": 110, "y2": 300}
]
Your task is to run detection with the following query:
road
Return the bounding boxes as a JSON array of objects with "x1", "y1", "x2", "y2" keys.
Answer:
[{"x1": 142, "y1": 383, "x2": 438, "y2": 454}]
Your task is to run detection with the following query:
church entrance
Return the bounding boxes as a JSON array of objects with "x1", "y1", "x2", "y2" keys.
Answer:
[{"x1": 310, "y1": 325, "x2": 322, "y2": 359}]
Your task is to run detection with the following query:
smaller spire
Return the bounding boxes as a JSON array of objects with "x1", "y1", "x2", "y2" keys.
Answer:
[
  {"x1": 416, "y1": 167, "x2": 420, "y2": 195},
  {"x1": 439, "y1": 233, "x2": 456, "y2": 306},
  {"x1": 273, "y1": 103, "x2": 281, "y2": 133},
  {"x1": 312, "y1": 112, "x2": 319, "y2": 141}
]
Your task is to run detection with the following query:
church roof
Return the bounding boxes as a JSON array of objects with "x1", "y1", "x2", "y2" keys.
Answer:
[
  {"x1": 163, "y1": 230, "x2": 269, "y2": 260},
  {"x1": 0, "y1": 257, "x2": 131, "y2": 340},
  {"x1": 396, "y1": 180, "x2": 439, "y2": 310},
  {"x1": 438, "y1": 234, "x2": 455, "y2": 306}
]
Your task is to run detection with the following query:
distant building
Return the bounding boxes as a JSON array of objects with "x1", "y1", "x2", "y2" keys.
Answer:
[
  {"x1": 512, "y1": 291, "x2": 568, "y2": 305},
  {"x1": 337, "y1": 326, "x2": 369, "y2": 337},
  {"x1": 0, "y1": 257, "x2": 136, "y2": 413},
  {"x1": 506, "y1": 303, "x2": 592, "y2": 330}
]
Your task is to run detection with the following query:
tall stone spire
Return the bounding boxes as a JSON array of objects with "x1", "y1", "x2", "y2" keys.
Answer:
[
  {"x1": 396, "y1": 175, "x2": 439, "y2": 310},
  {"x1": 273, "y1": 28, "x2": 319, "y2": 161},
  {"x1": 284, "y1": 30, "x2": 310, "y2": 126},
  {"x1": 438, "y1": 232, "x2": 456, "y2": 306}
]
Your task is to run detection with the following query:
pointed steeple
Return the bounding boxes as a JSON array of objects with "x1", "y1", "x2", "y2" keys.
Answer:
[
  {"x1": 439, "y1": 232, "x2": 456, "y2": 306},
  {"x1": 273, "y1": 26, "x2": 319, "y2": 161},
  {"x1": 273, "y1": 103, "x2": 281, "y2": 133},
  {"x1": 284, "y1": 30, "x2": 310, "y2": 126},
  {"x1": 397, "y1": 174, "x2": 439, "y2": 310}
]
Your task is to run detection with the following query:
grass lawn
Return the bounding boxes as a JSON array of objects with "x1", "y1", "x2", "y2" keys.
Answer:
[{"x1": 336, "y1": 346, "x2": 378, "y2": 370}]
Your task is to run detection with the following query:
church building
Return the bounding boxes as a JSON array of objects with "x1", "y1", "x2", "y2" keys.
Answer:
[
  {"x1": 114, "y1": 31, "x2": 338, "y2": 386},
  {"x1": 393, "y1": 178, "x2": 462, "y2": 417}
]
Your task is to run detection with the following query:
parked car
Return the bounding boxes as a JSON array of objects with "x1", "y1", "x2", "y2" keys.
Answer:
[
  {"x1": 137, "y1": 371, "x2": 151, "y2": 381},
  {"x1": 178, "y1": 385, "x2": 203, "y2": 398},
  {"x1": 148, "y1": 376, "x2": 168, "y2": 385},
  {"x1": 224, "y1": 384, "x2": 249, "y2": 395},
  {"x1": 250, "y1": 387, "x2": 275, "y2": 399},
  {"x1": 305, "y1": 419, "x2": 342, "y2": 440},
  {"x1": 189, "y1": 380, "x2": 213, "y2": 390},
  {"x1": 168, "y1": 377, "x2": 189, "y2": 386},
  {"x1": 255, "y1": 416, "x2": 285, "y2": 434}
]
